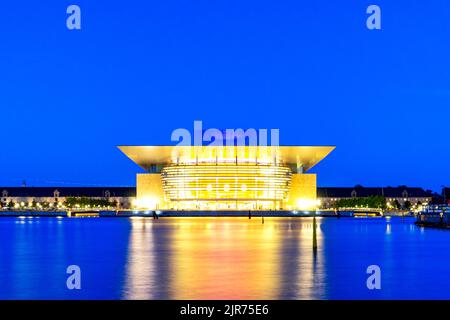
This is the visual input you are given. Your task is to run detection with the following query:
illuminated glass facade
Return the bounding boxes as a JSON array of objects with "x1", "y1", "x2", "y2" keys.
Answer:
[{"x1": 161, "y1": 163, "x2": 291, "y2": 210}]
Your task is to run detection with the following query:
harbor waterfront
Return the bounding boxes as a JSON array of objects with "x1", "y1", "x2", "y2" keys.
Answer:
[
  {"x1": 0, "y1": 209, "x2": 406, "y2": 218},
  {"x1": 1, "y1": 216, "x2": 450, "y2": 300}
]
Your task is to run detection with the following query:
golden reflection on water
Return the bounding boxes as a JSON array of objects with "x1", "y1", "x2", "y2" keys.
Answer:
[
  {"x1": 124, "y1": 217, "x2": 157, "y2": 299},
  {"x1": 125, "y1": 217, "x2": 324, "y2": 299}
]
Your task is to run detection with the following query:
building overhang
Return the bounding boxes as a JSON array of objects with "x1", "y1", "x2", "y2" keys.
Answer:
[{"x1": 118, "y1": 146, "x2": 335, "y2": 172}]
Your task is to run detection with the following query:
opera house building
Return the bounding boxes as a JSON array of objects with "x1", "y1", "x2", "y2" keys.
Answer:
[{"x1": 119, "y1": 146, "x2": 334, "y2": 211}]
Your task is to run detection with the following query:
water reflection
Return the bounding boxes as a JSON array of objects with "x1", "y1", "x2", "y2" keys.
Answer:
[
  {"x1": 3, "y1": 216, "x2": 450, "y2": 299},
  {"x1": 124, "y1": 217, "x2": 324, "y2": 299},
  {"x1": 124, "y1": 218, "x2": 156, "y2": 299}
]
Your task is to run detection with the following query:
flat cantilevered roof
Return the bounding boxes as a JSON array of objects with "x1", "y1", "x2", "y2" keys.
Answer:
[{"x1": 118, "y1": 146, "x2": 335, "y2": 172}]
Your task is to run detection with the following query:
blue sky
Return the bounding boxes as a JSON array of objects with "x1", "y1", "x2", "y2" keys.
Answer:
[{"x1": 0, "y1": 1, "x2": 449, "y2": 191}]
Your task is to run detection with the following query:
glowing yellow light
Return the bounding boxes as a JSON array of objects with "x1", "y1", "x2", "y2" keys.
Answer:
[
  {"x1": 134, "y1": 197, "x2": 157, "y2": 209},
  {"x1": 296, "y1": 198, "x2": 318, "y2": 210},
  {"x1": 161, "y1": 163, "x2": 291, "y2": 210}
]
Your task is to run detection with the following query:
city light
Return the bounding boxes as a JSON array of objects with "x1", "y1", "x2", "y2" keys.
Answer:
[
  {"x1": 133, "y1": 197, "x2": 158, "y2": 209},
  {"x1": 295, "y1": 198, "x2": 319, "y2": 210}
]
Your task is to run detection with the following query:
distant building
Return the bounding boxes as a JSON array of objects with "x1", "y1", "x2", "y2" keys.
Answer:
[
  {"x1": 318, "y1": 186, "x2": 433, "y2": 208},
  {"x1": 1, "y1": 187, "x2": 136, "y2": 209},
  {"x1": 0, "y1": 185, "x2": 439, "y2": 211}
]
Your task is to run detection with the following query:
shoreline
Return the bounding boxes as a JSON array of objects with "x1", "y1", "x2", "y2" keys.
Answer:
[{"x1": 0, "y1": 209, "x2": 411, "y2": 218}]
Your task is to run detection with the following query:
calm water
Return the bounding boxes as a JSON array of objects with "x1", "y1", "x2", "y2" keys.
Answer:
[{"x1": 0, "y1": 216, "x2": 449, "y2": 299}]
